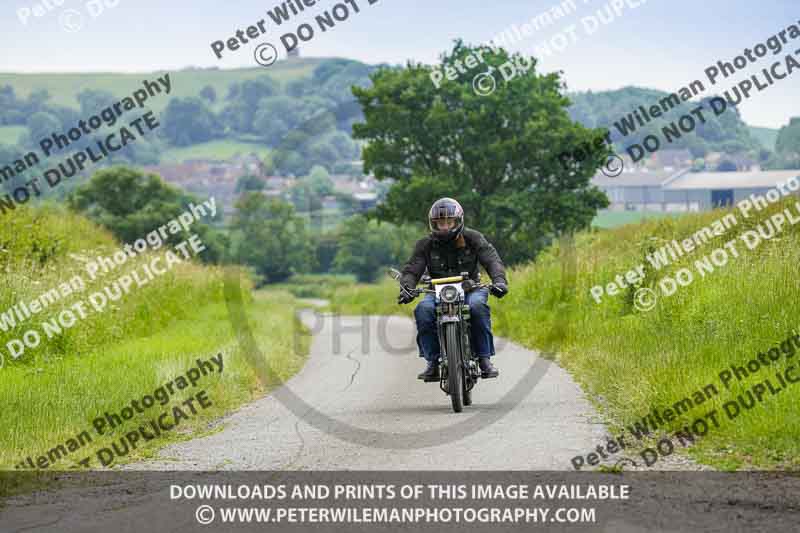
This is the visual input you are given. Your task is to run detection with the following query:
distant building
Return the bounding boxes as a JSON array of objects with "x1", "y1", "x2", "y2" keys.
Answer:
[
  {"x1": 719, "y1": 154, "x2": 758, "y2": 171},
  {"x1": 264, "y1": 176, "x2": 294, "y2": 190},
  {"x1": 593, "y1": 169, "x2": 687, "y2": 211},
  {"x1": 331, "y1": 175, "x2": 379, "y2": 196},
  {"x1": 352, "y1": 192, "x2": 378, "y2": 211},
  {"x1": 143, "y1": 157, "x2": 268, "y2": 216},
  {"x1": 593, "y1": 169, "x2": 800, "y2": 212},
  {"x1": 321, "y1": 195, "x2": 341, "y2": 210},
  {"x1": 662, "y1": 170, "x2": 800, "y2": 210}
]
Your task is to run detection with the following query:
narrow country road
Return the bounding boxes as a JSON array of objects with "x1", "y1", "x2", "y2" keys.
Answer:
[
  {"x1": 134, "y1": 306, "x2": 608, "y2": 470},
  {"x1": 6, "y1": 306, "x2": 800, "y2": 533}
]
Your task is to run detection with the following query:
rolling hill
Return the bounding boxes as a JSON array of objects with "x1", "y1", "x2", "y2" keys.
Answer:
[
  {"x1": 0, "y1": 57, "x2": 325, "y2": 115},
  {"x1": 0, "y1": 60, "x2": 787, "y2": 171}
]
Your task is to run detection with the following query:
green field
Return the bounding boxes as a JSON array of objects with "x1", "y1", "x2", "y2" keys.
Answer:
[
  {"x1": 592, "y1": 210, "x2": 680, "y2": 229},
  {"x1": 0, "y1": 58, "x2": 323, "y2": 115},
  {"x1": 0, "y1": 125, "x2": 26, "y2": 145},
  {"x1": 160, "y1": 139, "x2": 270, "y2": 163},
  {"x1": 0, "y1": 58, "x2": 329, "y2": 165}
]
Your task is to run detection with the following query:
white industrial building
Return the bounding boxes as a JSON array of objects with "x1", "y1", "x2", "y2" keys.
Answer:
[{"x1": 593, "y1": 169, "x2": 800, "y2": 212}]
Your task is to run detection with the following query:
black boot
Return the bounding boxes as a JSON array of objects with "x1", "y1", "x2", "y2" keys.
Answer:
[
  {"x1": 417, "y1": 361, "x2": 440, "y2": 382},
  {"x1": 478, "y1": 357, "x2": 499, "y2": 378}
]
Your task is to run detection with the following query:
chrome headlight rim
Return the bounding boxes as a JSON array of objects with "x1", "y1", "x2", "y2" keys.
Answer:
[{"x1": 441, "y1": 285, "x2": 458, "y2": 303}]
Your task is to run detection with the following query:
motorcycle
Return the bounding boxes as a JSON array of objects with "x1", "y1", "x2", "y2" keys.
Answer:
[{"x1": 388, "y1": 268, "x2": 498, "y2": 413}]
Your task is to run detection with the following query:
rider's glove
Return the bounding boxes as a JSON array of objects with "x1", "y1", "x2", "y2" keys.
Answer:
[
  {"x1": 490, "y1": 282, "x2": 509, "y2": 299},
  {"x1": 462, "y1": 279, "x2": 476, "y2": 292},
  {"x1": 397, "y1": 286, "x2": 415, "y2": 305}
]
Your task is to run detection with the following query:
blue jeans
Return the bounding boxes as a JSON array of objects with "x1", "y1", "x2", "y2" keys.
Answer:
[{"x1": 413, "y1": 287, "x2": 495, "y2": 363}]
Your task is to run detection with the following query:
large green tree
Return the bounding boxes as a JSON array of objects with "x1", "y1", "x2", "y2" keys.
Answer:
[
  {"x1": 200, "y1": 85, "x2": 217, "y2": 103},
  {"x1": 332, "y1": 216, "x2": 420, "y2": 282},
  {"x1": 68, "y1": 167, "x2": 224, "y2": 262},
  {"x1": 287, "y1": 166, "x2": 337, "y2": 212},
  {"x1": 764, "y1": 117, "x2": 800, "y2": 170},
  {"x1": 25, "y1": 111, "x2": 62, "y2": 148},
  {"x1": 775, "y1": 117, "x2": 800, "y2": 168},
  {"x1": 235, "y1": 174, "x2": 266, "y2": 193},
  {"x1": 568, "y1": 87, "x2": 762, "y2": 158},
  {"x1": 162, "y1": 97, "x2": 220, "y2": 147},
  {"x1": 222, "y1": 77, "x2": 280, "y2": 134},
  {"x1": 352, "y1": 41, "x2": 610, "y2": 264},
  {"x1": 77, "y1": 89, "x2": 116, "y2": 116},
  {"x1": 307, "y1": 165, "x2": 334, "y2": 196},
  {"x1": 230, "y1": 194, "x2": 315, "y2": 283}
]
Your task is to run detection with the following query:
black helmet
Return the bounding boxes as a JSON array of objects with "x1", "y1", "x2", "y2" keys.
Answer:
[{"x1": 428, "y1": 197, "x2": 464, "y2": 242}]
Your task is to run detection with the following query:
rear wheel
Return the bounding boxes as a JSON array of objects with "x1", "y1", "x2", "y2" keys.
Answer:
[
  {"x1": 463, "y1": 381, "x2": 472, "y2": 406},
  {"x1": 444, "y1": 323, "x2": 463, "y2": 413}
]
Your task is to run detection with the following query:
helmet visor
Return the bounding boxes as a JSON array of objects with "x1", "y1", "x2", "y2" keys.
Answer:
[{"x1": 432, "y1": 218, "x2": 457, "y2": 231}]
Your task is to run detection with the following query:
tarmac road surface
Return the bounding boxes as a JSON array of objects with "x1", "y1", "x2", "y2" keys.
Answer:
[{"x1": 134, "y1": 308, "x2": 608, "y2": 470}]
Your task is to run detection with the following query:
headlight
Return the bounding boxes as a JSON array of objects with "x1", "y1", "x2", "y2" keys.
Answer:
[{"x1": 441, "y1": 285, "x2": 458, "y2": 303}]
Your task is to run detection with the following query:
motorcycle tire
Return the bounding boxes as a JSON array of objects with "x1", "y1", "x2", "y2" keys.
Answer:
[{"x1": 444, "y1": 323, "x2": 463, "y2": 413}]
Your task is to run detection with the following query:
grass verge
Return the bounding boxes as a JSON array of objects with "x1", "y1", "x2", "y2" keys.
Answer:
[
  {"x1": 272, "y1": 273, "x2": 359, "y2": 301},
  {"x1": 0, "y1": 207, "x2": 310, "y2": 476},
  {"x1": 323, "y1": 198, "x2": 800, "y2": 470}
]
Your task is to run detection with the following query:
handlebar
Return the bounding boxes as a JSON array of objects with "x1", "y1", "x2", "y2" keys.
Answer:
[{"x1": 399, "y1": 280, "x2": 495, "y2": 300}]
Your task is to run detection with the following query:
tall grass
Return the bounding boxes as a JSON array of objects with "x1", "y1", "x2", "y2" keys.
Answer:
[
  {"x1": 325, "y1": 199, "x2": 800, "y2": 469},
  {"x1": 500, "y1": 198, "x2": 800, "y2": 470},
  {"x1": 0, "y1": 206, "x2": 309, "y2": 471},
  {"x1": 0, "y1": 205, "x2": 217, "y2": 369},
  {"x1": 272, "y1": 273, "x2": 358, "y2": 300}
]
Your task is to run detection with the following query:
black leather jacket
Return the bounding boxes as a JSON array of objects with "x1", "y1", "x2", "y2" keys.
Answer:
[{"x1": 399, "y1": 228, "x2": 508, "y2": 289}]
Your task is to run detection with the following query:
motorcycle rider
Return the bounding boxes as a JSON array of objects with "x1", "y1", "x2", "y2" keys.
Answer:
[{"x1": 397, "y1": 197, "x2": 509, "y2": 382}]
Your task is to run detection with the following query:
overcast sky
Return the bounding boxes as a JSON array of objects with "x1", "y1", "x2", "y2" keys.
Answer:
[{"x1": 3, "y1": 0, "x2": 798, "y2": 128}]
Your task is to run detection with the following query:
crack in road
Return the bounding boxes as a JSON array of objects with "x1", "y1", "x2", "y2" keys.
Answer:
[
  {"x1": 10, "y1": 513, "x2": 64, "y2": 533},
  {"x1": 291, "y1": 419, "x2": 306, "y2": 467},
  {"x1": 342, "y1": 347, "x2": 361, "y2": 392},
  {"x1": 282, "y1": 406, "x2": 313, "y2": 470}
]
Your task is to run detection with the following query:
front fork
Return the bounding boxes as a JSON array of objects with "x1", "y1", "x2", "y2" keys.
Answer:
[{"x1": 438, "y1": 303, "x2": 480, "y2": 394}]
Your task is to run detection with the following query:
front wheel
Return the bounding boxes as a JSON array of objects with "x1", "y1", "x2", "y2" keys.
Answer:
[{"x1": 444, "y1": 323, "x2": 463, "y2": 413}]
